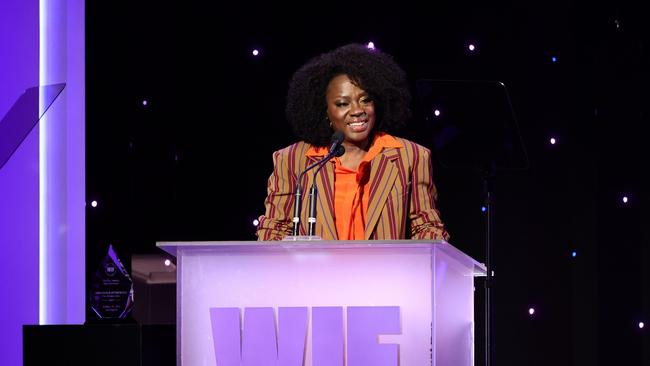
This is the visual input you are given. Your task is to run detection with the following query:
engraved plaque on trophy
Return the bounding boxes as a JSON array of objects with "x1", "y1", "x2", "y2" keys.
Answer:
[{"x1": 90, "y1": 244, "x2": 134, "y2": 319}]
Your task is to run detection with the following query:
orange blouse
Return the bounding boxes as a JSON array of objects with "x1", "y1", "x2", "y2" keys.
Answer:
[{"x1": 307, "y1": 133, "x2": 402, "y2": 239}]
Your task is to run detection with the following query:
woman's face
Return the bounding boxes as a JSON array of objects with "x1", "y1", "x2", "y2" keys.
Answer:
[{"x1": 326, "y1": 74, "x2": 376, "y2": 149}]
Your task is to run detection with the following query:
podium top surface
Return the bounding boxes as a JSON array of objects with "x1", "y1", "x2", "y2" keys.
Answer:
[{"x1": 156, "y1": 240, "x2": 486, "y2": 276}]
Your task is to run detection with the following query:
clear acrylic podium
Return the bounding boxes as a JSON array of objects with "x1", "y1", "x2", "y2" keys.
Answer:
[{"x1": 157, "y1": 240, "x2": 485, "y2": 366}]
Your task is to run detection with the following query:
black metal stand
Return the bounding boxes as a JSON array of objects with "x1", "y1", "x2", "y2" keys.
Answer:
[
  {"x1": 413, "y1": 79, "x2": 530, "y2": 366},
  {"x1": 483, "y1": 167, "x2": 495, "y2": 366}
]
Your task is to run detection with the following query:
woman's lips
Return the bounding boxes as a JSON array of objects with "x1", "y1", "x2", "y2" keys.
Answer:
[{"x1": 347, "y1": 121, "x2": 368, "y2": 132}]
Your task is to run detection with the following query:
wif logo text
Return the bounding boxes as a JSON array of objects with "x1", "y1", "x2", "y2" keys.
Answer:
[{"x1": 210, "y1": 306, "x2": 401, "y2": 366}]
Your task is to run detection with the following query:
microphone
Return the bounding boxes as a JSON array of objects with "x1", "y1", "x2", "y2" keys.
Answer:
[
  {"x1": 307, "y1": 142, "x2": 344, "y2": 236},
  {"x1": 291, "y1": 131, "x2": 346, "y2": 236},
  {"x1": 327, "y1": 130, "x2": 345, "y2": 155}
]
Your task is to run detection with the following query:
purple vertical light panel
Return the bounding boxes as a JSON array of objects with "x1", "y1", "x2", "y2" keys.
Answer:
[
  {"x1": 0, "y1": 2, "x2": 39, "y2": 366},
  {"x1": 278, "y1": 307, "x2": 308, "y2": 366},
  {"x1": 347, "y1": 306, "x2": 401, "y2": 366},
  {"x1": 64, "y1": 0, "x2": 86, "y2": 325},
  {"x1": 242, "y1": 307, "x2": 278, "y2": 366},
  {"x1": 210, "y1": 307, "x2": 242, "y2": 366},
  {"x1": 39, "y1": 0, "x2": 85, "y2": 325},
  {"x1": 312, "y1": 307, "x2": 344, "y2": 366}
]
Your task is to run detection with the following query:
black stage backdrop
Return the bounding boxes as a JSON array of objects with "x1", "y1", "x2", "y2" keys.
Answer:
[{"x1": 86, "y1": 1, "x2": 648, "y2": 365}]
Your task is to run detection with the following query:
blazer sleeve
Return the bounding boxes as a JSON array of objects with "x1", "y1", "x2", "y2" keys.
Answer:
[
  {"x1": 409, "y1": 145, "x2": 451, "y2": 241},
  {"x1": 256, "y1": 148, "x2": 295, "y2": 241}
]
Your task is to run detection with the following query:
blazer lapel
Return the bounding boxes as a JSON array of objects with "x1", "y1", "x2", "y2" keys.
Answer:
[{"x1": 364, "y1": 149, "x2": 401, "y2": 240}]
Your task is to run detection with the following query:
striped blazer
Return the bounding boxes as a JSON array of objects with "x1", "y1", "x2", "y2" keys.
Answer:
[{"x1": 256, "y1": 136, "x2": 450, "y2": 241}]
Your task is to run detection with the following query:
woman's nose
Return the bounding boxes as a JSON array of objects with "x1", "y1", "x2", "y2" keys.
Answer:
[{"x1": 350, "y1": 102, "x2": 365, "y2": 115}]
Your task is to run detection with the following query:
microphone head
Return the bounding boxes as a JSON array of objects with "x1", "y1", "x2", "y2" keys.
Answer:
[
  {"x1": 331, "y1": 130, "x2": 345, "y2": 144},
  {"x1": 334, "y1": 144, "x2": 345, "y2": 157},
  {"x1": 328, "y1": 130, "x2": 345, "y2": 155}
]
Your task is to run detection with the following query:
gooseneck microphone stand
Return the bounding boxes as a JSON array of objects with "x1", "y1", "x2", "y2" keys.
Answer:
[
  {"x1": 307, "y1": 178, "x2": 319, "y2": 236},
  {"x1": 292, "y1": 132, "x2": 345, "y2": 236},
  {"x1": 307, "y1": 144, "x2": 345, "y2": 236},
  {"x1": 292, "y1": 162, "x2": 320, "y2": 236}
]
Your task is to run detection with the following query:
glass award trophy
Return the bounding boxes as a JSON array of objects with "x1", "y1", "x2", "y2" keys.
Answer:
[{"x1": 90, "y1": 244, "x2": 134, "y2": 320}]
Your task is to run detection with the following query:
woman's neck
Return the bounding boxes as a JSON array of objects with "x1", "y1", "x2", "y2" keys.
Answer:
[
  {"x1": 342, "y1": 140, "x2": 368, "y2": 154},
  {"x1": 339, "y1": 138, "x2": 371, "y2": 170}
]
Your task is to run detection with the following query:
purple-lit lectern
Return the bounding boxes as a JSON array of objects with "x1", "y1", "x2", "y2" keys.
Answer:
[{"x1": 157, "y1": 240, "x2": 486, "y2": 366}]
